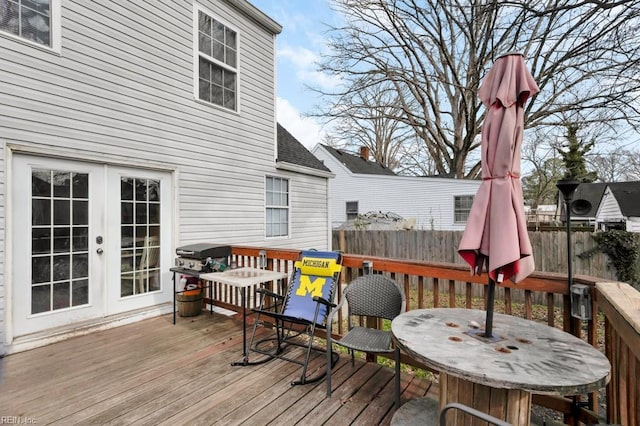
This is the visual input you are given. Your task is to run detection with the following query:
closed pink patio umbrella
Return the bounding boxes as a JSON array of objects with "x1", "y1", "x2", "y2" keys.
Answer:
[{"x1": 458, "y1": 52, "x2": 539, "y2": 337}]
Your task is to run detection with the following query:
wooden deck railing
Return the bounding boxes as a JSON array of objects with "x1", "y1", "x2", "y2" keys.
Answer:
[
  {"x1": 206, "y1": 246, "x2": 639, "y2": 425},
  {"x1": 595, "y1": 281, "x2": 640, "y2": 426}
]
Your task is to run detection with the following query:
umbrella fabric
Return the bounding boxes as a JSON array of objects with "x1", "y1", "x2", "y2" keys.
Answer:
[{"x1": 458, "y1": 53, "x2": 539, "y2": 283}]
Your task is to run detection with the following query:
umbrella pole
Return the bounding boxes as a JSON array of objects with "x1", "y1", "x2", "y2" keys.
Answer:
[{"x1": 485, "y1": 277, "x2": 496, "y2": 338}]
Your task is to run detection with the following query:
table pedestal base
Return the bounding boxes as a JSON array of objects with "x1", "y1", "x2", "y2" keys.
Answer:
[
  {"x1": 391, "y1": 397, "x2": 439, "y2": 425},
  {"x1": 439, "y1": 373, "x2": 531, "y2": 425}
]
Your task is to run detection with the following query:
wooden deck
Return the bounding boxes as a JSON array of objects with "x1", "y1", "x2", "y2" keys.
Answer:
[{"x1": 0, "y1": 312, "x2": 436, "y2": 425}]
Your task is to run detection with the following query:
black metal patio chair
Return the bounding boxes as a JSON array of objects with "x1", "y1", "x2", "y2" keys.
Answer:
[
  {"x1": 326, "y1": 274, "x2": 406, "y2": 408},
  {"x1": 440, "y1": 402, "x2": 511, "y2": 425},
  {"x1": 245, "y1": 250, "x2": 343, "y2": 385}
]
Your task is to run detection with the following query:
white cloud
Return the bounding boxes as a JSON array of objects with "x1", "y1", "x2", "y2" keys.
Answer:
[
  {"x1": 276, "y1": 97, "x2": 325, "y2": 150},
  {"x1": 278, "y1": 44, "x2": 318, "y2": 69},
  {"x1": 298, "y1": 69, "x2": 341, "y2": 90},
  {"x1": 278, "y1": 44, "x2": 340, "y2": 90}
]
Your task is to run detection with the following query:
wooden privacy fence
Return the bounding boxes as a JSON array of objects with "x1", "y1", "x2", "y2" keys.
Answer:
[{"x1": 333, "y1": 229, "x2": 635, "y2": 283}]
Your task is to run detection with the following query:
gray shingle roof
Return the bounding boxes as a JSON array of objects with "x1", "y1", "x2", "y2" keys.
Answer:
[
  {"x1": 572, "y1": 182, "x2": 608, "y2": 217},
  {"x1": 572, "y1": 181, "x2": 640, "y2": 218},
  {"x1": 320, "y1": 144, "x2": 396, "y2": 175},
  {"x1": 608, "y1": 181, "x2": 640, "y2": 217},
  {"x1": 277, "y1": 124, "x2": 330, "y2": 173}
]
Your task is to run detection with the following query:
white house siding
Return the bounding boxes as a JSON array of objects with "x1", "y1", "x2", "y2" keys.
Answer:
[
  {"x1": 0, "y1": 1, "x2": 329, "y2": 350},
  {"x1": 627, "y1": 217, "x2": 640, "y2": 232},
  {"x1": 332, "y1": 174, "x2": 480, "y2": 231},
  {"x1": 595, "y1": 188, "x2": 640, "y2": 232},
  {"x1": 595, "y1": 189, "x2": 624, "y2": 225},
  {"x1": 313, "y1": 146, "x2": 481, "y2": 230},
  {"x1": 285, "y1": 171, "x2": 331, "y2": 250}
]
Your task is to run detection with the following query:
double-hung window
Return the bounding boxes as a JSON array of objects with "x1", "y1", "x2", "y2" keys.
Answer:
[
  {"x1": 266, "y1": 176, "x2": 289, "y2": 238},
  {"x1": 454, "y1": 195, "x2": 474, "y2": 223},
  {"x1": 346, "y1": 201, "x2": 359, "y2": 220},
  {"x1": 196, "y1": 7, "x2": 237, "y2": 110},
  {"x1": 1, "y1": 0, "x2": 60, "y2": 50}
]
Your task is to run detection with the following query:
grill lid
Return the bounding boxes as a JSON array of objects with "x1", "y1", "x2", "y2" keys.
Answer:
[{"x1": 176, "y1": 244, "x2": 231, "y2": 260}]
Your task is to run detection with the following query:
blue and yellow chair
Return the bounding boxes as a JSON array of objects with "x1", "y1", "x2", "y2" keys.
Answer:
[{"x1": 246, "y1": 250, "x2": 343, "y2": 385}]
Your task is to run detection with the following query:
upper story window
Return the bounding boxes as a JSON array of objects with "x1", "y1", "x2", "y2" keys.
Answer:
[
  {"x1": 454, "y1": 195, "x2": 474, "y2": 223},
  {"x1": 346, "y1": 201, "x2": 359, "y2": 220},
  {"x1": 266, "y1": 176, "x2": 289, "y2": 238},
  {"x1": 0, "y1": 0, "x2": 60, "y2": 50},
  {"x1": 196, "y1": 7, "x2": 237, "y2": 110}
]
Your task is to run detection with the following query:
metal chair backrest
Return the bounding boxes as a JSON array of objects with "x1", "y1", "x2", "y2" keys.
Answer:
[{"x1": 440, "y1": 402, "x2": 511, "y2": 426}]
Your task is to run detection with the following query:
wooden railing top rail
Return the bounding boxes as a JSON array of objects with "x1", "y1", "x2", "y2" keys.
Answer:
[
  {"x1": 596, "y1": 281, "x2": 640, "y2": 358},
  {"x1": 232, "y1": 245, "x2": 600, "y2": 296},
  {"x1": 595, "y1": 281, "x2": 640, "y2": 425}
]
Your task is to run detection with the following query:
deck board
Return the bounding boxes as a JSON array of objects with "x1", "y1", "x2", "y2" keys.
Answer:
[{"x1": 0, "y1": 313, "x2": 434, "y2": 425}]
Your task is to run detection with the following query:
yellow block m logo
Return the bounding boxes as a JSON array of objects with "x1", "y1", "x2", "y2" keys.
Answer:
[{"x1": 295, "y1": 275, "x2": 327, "y2": 298}]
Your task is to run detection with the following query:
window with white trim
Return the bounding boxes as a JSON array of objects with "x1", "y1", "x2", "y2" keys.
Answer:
[
  {"x1": 346, "y1": 201, "x2": 359, "y2": 220},
  {"x1": 454, "y1": 195, "x2": 474, "y2": 222},
  {"x1": 266, "y1": 176, "x2": 289, "y2": 238},
  {"x1": 196, "y1": 7, "x2": 237, "y2": 110},
  {"x1": 0, "y1": 0, "x2": 60, "y2": 49}
]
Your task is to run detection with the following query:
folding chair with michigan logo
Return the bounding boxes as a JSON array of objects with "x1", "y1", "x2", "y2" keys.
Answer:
[{"x1": 243, "y1": 250, "x2": 343, "y2": 386}]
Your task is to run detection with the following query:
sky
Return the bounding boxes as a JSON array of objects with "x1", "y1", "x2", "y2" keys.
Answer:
[
  {"x1": 249, "y1": 0, "x2": 640, "y2": 165},
  {"x1": 249, "y1": 0, "x2": 340, "y2": 149}
]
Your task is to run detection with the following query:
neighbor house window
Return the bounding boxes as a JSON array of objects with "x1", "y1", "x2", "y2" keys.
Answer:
[
  {"x1": 266, "y1": 176, "x2": 289, "y2": 237},
  {"x1": 196, "y1": 7, "x2": 237, "y2": 110},
  {"x1": 454, "y1": 195, "x2": 474, "y2": 222},
  {"x1": 0, "y1": 0, "x2": 60, "y2": 49},
  {"x1": 346, "y1": 201, "x2": 359, "y2": 220}
]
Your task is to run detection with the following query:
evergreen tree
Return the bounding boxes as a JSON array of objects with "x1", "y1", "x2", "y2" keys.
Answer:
[{"x1": 556, "y1": 123, "x2": 598, "y2": 182}]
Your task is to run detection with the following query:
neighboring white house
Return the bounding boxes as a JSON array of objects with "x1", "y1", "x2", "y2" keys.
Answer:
[
  {"x1": 524, "y1": 204, "x2": 557, "y2": 226},
  {"x1": 559, "y1": 182, "x2": 640, "y2": 232},
  {"x1": 311, "y1": 145, "x2": 482, "y2": 230},
  {"x1": 558, "y1": 182, "x2": 607, "y2": 227},
  {"x1": 594, "y1": 182, "x2": 640, "y2": 232},
  {"x1": 0, "y1": 1, "x2": 333, "y2": 354}
]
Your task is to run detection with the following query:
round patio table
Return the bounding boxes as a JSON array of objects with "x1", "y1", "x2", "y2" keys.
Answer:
[{"x1": 391, "y1": 308, "x2": 610, "y2": 425}]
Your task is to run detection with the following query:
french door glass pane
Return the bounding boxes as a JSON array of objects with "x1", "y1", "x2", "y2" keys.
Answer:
[
  {"x1": 53, "y1": 171, "x2": 70, "y2": 197},
  {"x1": 121, "y1": 177, "x2": 134, "y2": 200},
  {"x1": 32, "y1": 199, "x2": 50, "y2": 225},
  {"x1": 53, "y1": 228, "x2": 70, "y2": 252},
  {"x1": 73, "y1": 227, "x2": 88, "y2": 251},
  {"x1": 53, "y1": 282, "x2": 70, "y2": 309},
  {"x1": 120, "y1": 177, "x2": 161, "y2": 297},
  {"x1": 32, "y1": 284, "x2": 51, "y2": 314},
  {"x1": 31, "y1": 169, "x2": 90, "y2": 314},
  {"x1": 72, "y1": 280, "x2": 89, "y2": 306},
  {"x1": 32, "y1": 228, "x2": 51, "y2": 254}
]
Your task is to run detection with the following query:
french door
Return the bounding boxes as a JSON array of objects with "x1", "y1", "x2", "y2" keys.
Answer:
[
  {"x1": 12, "y1": 155, "x2": 172, "y2": 337},
  {"x1": 104, "y1": 166, "x2": 172, "y2": 315}
]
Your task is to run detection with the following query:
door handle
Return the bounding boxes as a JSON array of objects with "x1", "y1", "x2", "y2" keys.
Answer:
[{"x1": 96, "y1": 248, "x2": 104, "y2": 254}]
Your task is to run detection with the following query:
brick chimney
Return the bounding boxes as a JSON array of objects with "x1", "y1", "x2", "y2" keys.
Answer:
[{"x1": 359, "y1": 146, "x2": 370, "y2": 161}]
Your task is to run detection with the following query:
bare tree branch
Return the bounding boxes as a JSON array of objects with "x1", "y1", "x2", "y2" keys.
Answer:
[{"x1": 310, "y1": 0, "x2": 640, "y2": 178}]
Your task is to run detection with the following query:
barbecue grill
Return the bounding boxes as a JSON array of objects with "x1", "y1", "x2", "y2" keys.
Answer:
[{"x1": 174, "y1": 243, "x2": 231, "y2": 273}]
